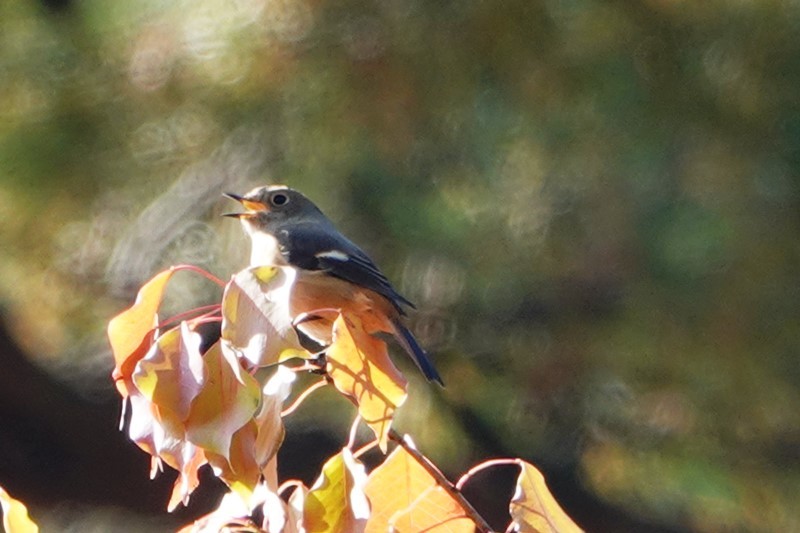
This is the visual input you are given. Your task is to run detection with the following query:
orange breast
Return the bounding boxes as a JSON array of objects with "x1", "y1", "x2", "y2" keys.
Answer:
[{"x1": 289, "y1": 271, "x2": 396, "y2": 345}]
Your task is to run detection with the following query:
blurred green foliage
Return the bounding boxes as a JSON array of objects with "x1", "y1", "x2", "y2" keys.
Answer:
[{"x1": 1, "y1": 0, "x2": 799, "y2": 530}]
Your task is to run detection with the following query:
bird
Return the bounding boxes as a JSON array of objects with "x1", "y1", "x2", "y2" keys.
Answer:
[{"x1": 224, "y1": 185, "x2": 443, "y2": 385}]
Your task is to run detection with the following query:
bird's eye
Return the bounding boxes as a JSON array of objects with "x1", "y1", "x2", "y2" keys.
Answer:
[{"x1": 271, "y1": 193, "x2": 289, "y2": 206}]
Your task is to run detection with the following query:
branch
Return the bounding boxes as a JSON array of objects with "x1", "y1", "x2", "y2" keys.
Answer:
[
  {"x1": 281, "y1": 378, "x2": 327, "y2": 417},
  {"x1": 388, "y1": 430, "x2": 494, "y2": 533},
  {"x1": 169, "y1": 264, "x2": 227, "y2": 287},
  {"x1": 456, "y1": 458, "x2": 522, "y2": 491}
]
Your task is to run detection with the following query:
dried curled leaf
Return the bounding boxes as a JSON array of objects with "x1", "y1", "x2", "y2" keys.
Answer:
[
  {"x1": 0, "y1": 485, "x2": 38, "y2": 533},
  {"x1": 365, "y1": 446, "x2": 474, "y2": 533},
  {"x1": 253, "y1": 366, "x2": 296, "y2": 470},
  {"x1": 509, "y1": 461, "x2": 583, "y2": 533},
  {"x1": 220, "y1": 266, "x2": 307, "y2": 368},
  {"x1": 326, "y1": 314, "x2": 408, "y2": 451},
  {"x1": 304, "y1": 448, "x2": 370, "y2": 533},
  {"x1": 129, "y1": 322, "x2": 211, "y2": 510},
  {"x1": 184, "y1": 341, "x2": 261, "y2": 459},
  {"x1": 109, "y1": 269, "x2": 175, "y2": 397},
  {"x1": 184, "y1": 341, "x2": 263, "y2": 502},
  {"x1": 133, "y1": 322, "x2": 205, "y2": 422}
]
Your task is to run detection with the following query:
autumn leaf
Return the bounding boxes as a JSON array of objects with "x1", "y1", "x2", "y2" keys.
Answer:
[
  {"x1": 132, "y1": 322, "x2": 205, "y2": 422},
  {"x1": 261, "y1": 482, "x2": 299, "y2": 533},
  {"x1": 326, "y1": 314, "x2": 408, "y2": 451},
  {"x1": 509, "y1": 461, "x2": 583, "y2": 533},
  {"x1": 220, "y1": 266, "x2": 307, "y2": 368},
  {"x1": 126, "y1": 387, "x2": 207, "y2": 512},
  {"x1": 304, "y1": 448, "x2": 370, "y2": 533},
  {"x1": 126, "y1": 392, "x2": 159, "y2": 458},
  {"x1": 0, "y1": 485, "x2": 38, "y2": 533},
  {"x1": 186, "y1": 343, "x2": 263, "y2": 501},
  {"x1": 177, "y1": 490, "x2": 249, "y2": 533},
  {"x1": 123, "y1": 321, "x2": 209, "y2": 510},
  {"x1": 254, "y1": 366, "x2": 296, "y2": 468},
  {"x1": 167, "y1": 442, "x2": 207, "y2": 512},
  {"x1": 185, "y1": 340, "x2": 261, "y2": 460},
  {"x1": 198, "y1": 365, "x2": 295, "y2": 505},
  {"x1": 108, "y1": 268, "x2": 175, "y2": 397},
  {"x1": 364, "y1": 446, "x2": 475, "y2": 533},
  {"x1": 127, "y1": 325, "x2": 265, "y2": 510},
  {"x1": 205, "y1": 422, "x2": 261, "y2": 503},
  {"x1": 286, "y1": 484, "x2": 308, "y2": 533}
]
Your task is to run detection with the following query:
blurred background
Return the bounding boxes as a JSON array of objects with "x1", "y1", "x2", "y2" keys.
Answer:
[{"x1": 1, "y1": 0, "x2": 799, "y2": 531}]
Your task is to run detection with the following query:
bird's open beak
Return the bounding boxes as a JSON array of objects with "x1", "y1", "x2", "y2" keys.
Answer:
[{"x1": 223, "y1": 192, "x2": 268, "y2": 217}]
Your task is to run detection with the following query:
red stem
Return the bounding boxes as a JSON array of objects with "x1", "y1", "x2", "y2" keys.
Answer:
[
  {"x1": 170, "y1": 264, "x2": 227, "y2": 287},
  {"x1": 157, "y1": 304, "x2": 221, "y2": 330},
  {"x1": 455, "y1": 458, "x2": 522, "y2": 491}
]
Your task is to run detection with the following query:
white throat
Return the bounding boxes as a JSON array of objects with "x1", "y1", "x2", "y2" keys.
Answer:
[{"x1": 246, "y1": 227, "x2": 287, "y2": 267}]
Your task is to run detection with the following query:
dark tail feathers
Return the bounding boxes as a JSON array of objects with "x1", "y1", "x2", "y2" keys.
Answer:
[{"x1": 392, "y1": 320, "x2": 444, "y2": 386}]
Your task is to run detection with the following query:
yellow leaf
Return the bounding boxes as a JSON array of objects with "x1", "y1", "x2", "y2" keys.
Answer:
[
  {"x1": 108, "y1": 269, "x2": 175, "y2": 397},
  {"x1": 205, "y1": 421, "x2": 261, "y2": 503},
  {"x1": 185, "y1": 341, "x2": 261, "y2": 459},
  {"x1": 326, "y1": 314, "x2": 408, "y2": 451},
  {"x1": 509, "y1": 461, "x2": 583, "y2": 533},
  {"x1": 0, "y1": 485, "x2": 38, "y2": 533},
  {"x1": 365, "y1": 447, "x2": 474, "y2": 533},
  {"x1": 304, "y1": 448, "x2": 370, "y2": 533},
  {"x1": 221, "y1": 266, "x2": 308, "y2": 367},
  {"x1": 132, "y1": 322, "x2": 205, "y2": 422}
]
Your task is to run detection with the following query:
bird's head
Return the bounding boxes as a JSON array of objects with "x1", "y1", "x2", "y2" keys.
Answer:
[{"x1": 224, "y1": 185, "x2": 325, "y2": 233}]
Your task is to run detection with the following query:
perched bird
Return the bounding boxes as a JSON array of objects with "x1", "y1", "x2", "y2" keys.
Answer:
[{"x1": 224, "y1": 185, "x2": 443, "y2": 385}]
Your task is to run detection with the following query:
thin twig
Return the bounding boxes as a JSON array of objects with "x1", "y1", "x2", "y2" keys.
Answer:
[
  {"x1": 170, "y1": 264, "x2": 227, "y2": 287},
  {"x1": 286, "y1": 360, "x2": 325, "y2": 374},
  {"x1": 157, "y1": 304, "x2": 221, "y2": 330},
  {"x1": 278, "y1": 479, "x2": 305, "y2": 498},
  {"x1": 353, "y1": 439, "x2": 379, "y2": 459},
  {"x1": 388, "y1": 430, "x2": 494, "y2": 533},
  {"x1": 455, "y1": 458, "x2": 521, "y2": 491},
  {"x1": 347, "y1": 415, "x2": 363, "y2": 450},
  {"x1": 281, "y1": 379, "x2": 328, "y2": 417}
]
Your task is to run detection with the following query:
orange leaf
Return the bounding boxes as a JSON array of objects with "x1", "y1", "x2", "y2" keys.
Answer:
[
  {"x1": 125, "y1": 322, "x2": 208, "y2": 509},
  {"x1": 220, "y1": 266, "x2": 307, "y2": 368},
  {"x1": 326, "y1": 314, "x2": 408, "y2": 451},
  {"x1": 205, "y1": 421, "x2": 261, "y2": 502},
  {"x1": 177, "y1": 488, "x2": 253, "y2": 533},
  {"x1": 509, "y1": 461, "x2": 583, "y2": 533},
  {"x1": 254, "y1": 366, "x2": 296, "y2": 468},
  {"x1": 304, "y1": 448, "x2": 370, "y2": 533},
  {"x1": 200, "y1": 366, "x2": 294, "y2": 505},
  {"x1": 128, "y1": 393, "x2": 206, "y2": 511},
  {"x1": 365, "y1": 446, "x2": 474, "y2": 533},
  {"x1": 132, "y1": 322, "x2": 205, "y2": 422},
  {"x1": 185, "y1": 341, "x2": 261, "y2": 459},
  {"x1": 0, "y1": 485, "x2": 38, "y2": 533},
  {"x1": 180, "y1": 468, "x2": 289, "y2": 533},
  {"x1": 167, "y1": 442, "x2": 207, "y2": 512},
  {"x1": 108, "y1": 269, "x2": 175, "y2": 397}
]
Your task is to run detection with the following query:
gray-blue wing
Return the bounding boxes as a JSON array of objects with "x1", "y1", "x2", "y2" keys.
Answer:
[{"x1": 277, "y1": 223, "x2": 415, "y2": 314}]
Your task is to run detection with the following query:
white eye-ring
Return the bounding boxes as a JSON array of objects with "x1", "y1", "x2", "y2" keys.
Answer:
[{"x1": 271, "y1": 192, "x2": 289, "y2": 206}]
